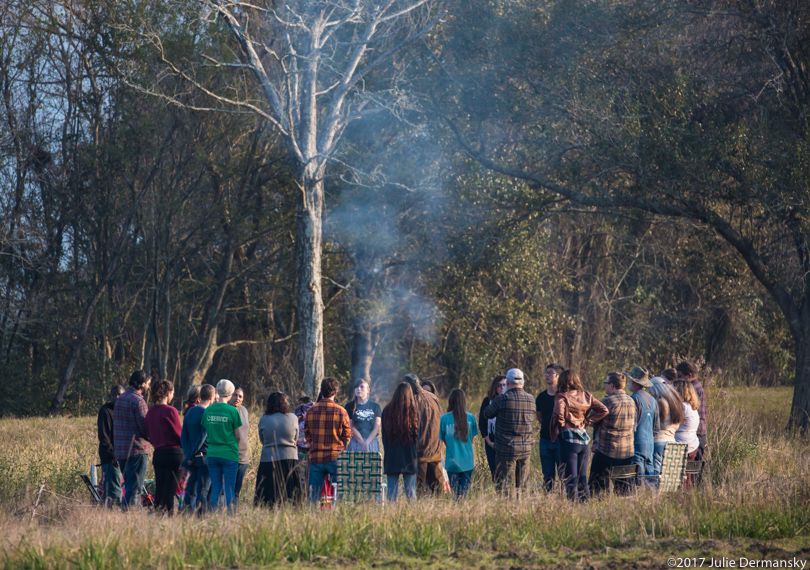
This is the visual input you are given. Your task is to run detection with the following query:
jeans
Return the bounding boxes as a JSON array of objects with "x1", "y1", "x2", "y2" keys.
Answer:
[
  {"x1": 588, "y1": 450, "x2": 633, "y2": 496},
  {"x1": 494, "y1": 455, "x2": 530, "y2": 497},
  {"x1": 121, "y1": 454, "x2": 148, "y2": 509},
  {"x1": 483, "y1": 442, "x2": 498, "y2": 481},
  {"x1": 207, "y1": 456, "x2": 239, "y2": 512},
  {"x1": 100, "y1": 462, "x2": 122, "y2": 507},
  {"x1": 308, "y1": 460, "x2": 338, "y2": 504},
  {"x1": 234, "y1": 463, "x2": 248, "y2": 503},
  {"x1": 184, "y1": 464, "x2": 211, "y2": 514},
  {"x1": 538, "y1": 438, "x2": 562, "y2": 492},
  {"x1": 448, "y1": 470, "x2": 473, "y2": 498},
  {"x1": 653, "y1": 442, "x2": 668, "y2": 476},
  {"x1": 559, "y1": 440, "x2": 589, "y2": 502},
  {"x1": 633, "y1": 444, "x2": 655, "y2": 477},
  {"x1": 386, "y1": 473, "x2": 417, "y2": 502}
]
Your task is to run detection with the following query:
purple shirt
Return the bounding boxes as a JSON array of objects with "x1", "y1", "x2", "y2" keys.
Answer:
[{"x1": 113, "y1": 388, "x2": 152, "y2": 460}]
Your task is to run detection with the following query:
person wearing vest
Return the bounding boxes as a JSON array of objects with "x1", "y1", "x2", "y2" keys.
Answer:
[{"x1": 626, "y1": 366, "x2": 659, "y2": 478}]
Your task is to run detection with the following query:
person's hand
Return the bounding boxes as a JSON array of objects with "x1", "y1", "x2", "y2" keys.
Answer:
[
  {"x1": 361, "y1": 441, "x2": 369, "y2": 452},
  {"x1": 187, "y1": 459, "x2": 194, "y2": 467},
  {"x1": 443, "y1": 479, "x2": 451, "y2": 494},
  {"x1": 112, "y1": 460, "x2": 119, "y2": 468}
]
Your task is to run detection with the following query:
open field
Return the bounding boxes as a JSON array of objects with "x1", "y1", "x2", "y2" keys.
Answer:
[{"x1": 1, "y1": 386, "x2": 808, "y2": 569}]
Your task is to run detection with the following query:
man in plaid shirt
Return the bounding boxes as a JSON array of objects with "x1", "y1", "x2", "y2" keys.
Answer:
[
  {"x1": 589, "y1": 372, "x2": 636, "y2": 495},
  {"x1": 113, "y1": 370, "x2": 152, "y2": 509},
  {"x1": 677, "y1": 361, "x2": 707, "y2": 458},
  {"x1": 483, "y1": 368, "x2": 536, "y2": 496},
  {"x1": 304, "y1": 376, "x2": 351, "y2": 504}
]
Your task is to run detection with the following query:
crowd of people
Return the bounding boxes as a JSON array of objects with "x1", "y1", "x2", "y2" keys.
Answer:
[{"x1": 95, "y1": 360, "x2": 707, "y2": 512}]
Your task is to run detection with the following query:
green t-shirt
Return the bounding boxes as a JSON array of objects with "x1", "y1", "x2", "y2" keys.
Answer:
[
  {"x1": 202, "y1": 402, "x2": 243, "y2": 462},
  {"x1": 439, "y1": 412, "x2": 479, "y2": 473}
]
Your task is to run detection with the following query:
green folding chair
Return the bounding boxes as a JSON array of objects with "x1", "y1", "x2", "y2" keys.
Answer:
[
  {"x1": 639, "y1": 442, "x2": 688, "y2": 492},
  {"x1": 335, "y1": 452, "x2": 385, "y2": 504}
]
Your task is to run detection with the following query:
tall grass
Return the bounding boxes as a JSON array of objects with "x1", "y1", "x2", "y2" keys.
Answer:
[{"x1": 1, "y1": 387, "x2": 808, "y2": 568}]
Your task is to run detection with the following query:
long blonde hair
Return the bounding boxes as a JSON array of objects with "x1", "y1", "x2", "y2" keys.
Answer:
[{"x1": 673, "y1": 379, "x2": 699, "y2": 411}]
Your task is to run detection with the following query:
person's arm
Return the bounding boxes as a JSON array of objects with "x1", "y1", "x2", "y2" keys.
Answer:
[
  {"x1": 633, "y1": 394, "x2": 642, "y2": 433},
  {"x1": 483, "y1": 395, "x2": 501, "y2": 419},
  {"x1": 652, "y1": 399, "x2": 660, "y2": 436},
  {"x1": 136, "y1": 398, "x2": 149, "y2": 441},
  {"x1": 586, "y1": 396, "x2": 609, "y2": 426},
  {"x1": 181, "y1": 417, "x2": 191, "y2": 457},
  {"x1": 365, "y1": 417, "x2": 381, "y2": 450},
  {"x1": 340, "y1": 409, "x2": 352, "y2": 447},
  {"x1": 187, "y1": 424, "x2": 207, "y2": 466},
  {"x1": 549, "y1": 396, "x2": 566, "y2": 442}
]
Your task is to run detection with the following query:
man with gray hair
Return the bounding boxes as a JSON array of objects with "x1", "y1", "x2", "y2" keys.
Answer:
[{"x1": 483, "y1": 368, "x2": 536, "y2": 496}]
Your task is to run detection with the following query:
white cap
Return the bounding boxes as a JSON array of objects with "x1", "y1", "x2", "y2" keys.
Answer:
[{"x1": 506, "y1": 368, "x2": 525, "y2": 383}]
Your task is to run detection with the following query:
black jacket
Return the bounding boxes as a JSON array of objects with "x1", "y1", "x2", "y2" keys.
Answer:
[{"x1": 97, "y1": 401, "x2": 116, "y2": 464}]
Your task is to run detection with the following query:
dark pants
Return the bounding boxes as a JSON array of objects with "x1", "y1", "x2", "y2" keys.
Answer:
[
  {"x1": 560, "y1": 440, "x2": 590, "y2": 502},
  {"x1": 484, "y1": 442, "x2": 498, "y2": 481},
  {"x1": 539, "y1": 438, "x2": 562, "y2": 492},
  {"x1": 417, "y1": 460, "x2": 443, "y2": 496},
  {"x1": 588, "y1": 450, "x2": 633, "y2": 496},
  {"x1": 254, "y1": 459, "x2": 302, "y2": 508},
  {"x1": 100, "y1": 462, "x2": 122, "y2": 507},
  {"x1": 184, "y1": 463, "x2": 211, "y2": 514},
  {"x1": 153, "y1": 448, "x2": 184, "y2": 515},
  {"x1": 494, "y1": 455, "x2": 530, "y2": 497},
  {"x1": 121, "y1": 453, "x2": 148, "y2": 509},
  {"x1": 234, "y1": 463, "x2": 248, "y2": 503},
  {"x1": 448, "y1": 470, "x2": 473, "y2": 498}
]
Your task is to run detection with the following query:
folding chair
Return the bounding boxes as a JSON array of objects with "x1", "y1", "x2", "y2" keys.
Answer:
[
  {"x1": 684, "y1": 460, "x2": 704, "y2": 487},
  {"x1": 80, "y1": 474, "x2": 102, "y2": 504},
  {"x1": 608, "y1": 463, "x2": 638, "y2": 494},
  {"x1": 638, "y1": 442, "x2": 688, "y2": 492},
  {"x1": 334, "y1": 452, "x2": 385, "y2": 504}
]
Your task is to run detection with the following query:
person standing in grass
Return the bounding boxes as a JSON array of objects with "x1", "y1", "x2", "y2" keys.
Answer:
[
  {"x1": 649, "y1": 377, "x2": 685, "y2": 475},
  {"x1": 483, "y1": 368, "x2": 536, "y2": 497},
  {"x1": 229, "y1": 387, "x2": 250, "y2": 505},
  {"x1": 345, "y1": 378, "x2": 382, "y2": 452},
  {"x1": 145, "y1": 380, "x2": 184, "y2": 515},
  {"x1": 478, "y1": 376, "x2": 507, "y2": 481},
  {"x1": 588, "y1": 372, "x2": 636, "y2": 495},
  {"x1": 113, "y1": 369, "x2": 152, "y2": 510},
  {"x1": 676, "y1": 361, "x2": 707, "y2": 459},
  {"x1": 550, "y1": 370, "x2": 608, "y2": 502},
  {"x1": 182, "y1": 383, "x2": 215, "y2": 514},
  {"x1": 403, "y1": 374, "x2": 444, "y2": 496},
  {"x1": 97, "y1": 384, "x2": 125, "y2": 507},
  {"x1": 440, "y1": 388, "x2": 479, "y2": 498},
  {"x1": 535, "y1": 363, "x2": 564, "y2": 492},
  {"x1": 255, "y1": 392, "x2": 302, "y2": 508},
  {"x1": 381, "y1": 382, "x2": 420, "y2": 502},
  {"x1": 202, "y1": 379, "x2": 243, "y2": 512},
  {"x1": 304, "y1": 377, "x2": 352, "y2": 504},
  {"x1": 627, "y1": 366, "x2": 659, "y2": 477},
  {"x1": 673, "y1": 380, "x2": 701, "y2": 461}
]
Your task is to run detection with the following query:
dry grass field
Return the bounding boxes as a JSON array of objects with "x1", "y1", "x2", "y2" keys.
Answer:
[{"x1": 1, "y1": 385, "x2": 808, "y2": 569}]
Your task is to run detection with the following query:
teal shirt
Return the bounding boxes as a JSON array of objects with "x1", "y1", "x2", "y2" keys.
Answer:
[
  {"x1": 202, "y1": 402, "x2": 243, "y2": 462},
  {"x1": 440, "y1": 412, "x2": 479, "y2": 473}
]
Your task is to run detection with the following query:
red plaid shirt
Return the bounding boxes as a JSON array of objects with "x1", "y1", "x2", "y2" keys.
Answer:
[
  {"x1": 304, "y1": 399, "x2": 351, "y2": 464},
  {"x1": 691, "y1": 379, "x2": 707, "y2": 436},
  {"x1": 113, "y1": 388, "x2": 152, "y2": 460}
]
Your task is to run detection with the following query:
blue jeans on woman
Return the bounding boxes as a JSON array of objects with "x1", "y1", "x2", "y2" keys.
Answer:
[
  {"x1": 184, "y1": 464, "x2": 211, "y2": 513},
  {"x1": 448, "y1": 470, "x2": 472, "y2": 498},
  {"x1": 653, "y1": 442, "x2": 668, "y2": 476},
  {"x1": 386, "y1": 473, "x2": 417, "y2": 502},
  {"x1": 207, "y1": 456, "x2": 238, "y2": 512}
]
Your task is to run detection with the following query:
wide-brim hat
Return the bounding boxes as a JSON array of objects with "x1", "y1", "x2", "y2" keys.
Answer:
[{"x1": 625, "y1": 366, "x2": 652, "y2": 387}]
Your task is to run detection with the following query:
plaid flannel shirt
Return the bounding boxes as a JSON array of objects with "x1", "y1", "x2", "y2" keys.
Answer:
[
  {"x1": 691, "y1": 379, "x2": 707, "y2": 436},
  {"x1": 304, "y1": 399, "x2": 351, "y2": 464},
  {"x1": 592, "y1": 392, "x2": 636, "y2": 460},
  {"x1": 483, "y1": 387, "x2": 536, "y2": 460},
  {"x1": 113, "y1": 388, "x2": 152, "y2": 460}
]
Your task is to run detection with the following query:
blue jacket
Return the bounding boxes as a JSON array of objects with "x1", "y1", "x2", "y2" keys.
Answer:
[{"x1": 181, "y1": 405, "x2": 207, "y2": 462}]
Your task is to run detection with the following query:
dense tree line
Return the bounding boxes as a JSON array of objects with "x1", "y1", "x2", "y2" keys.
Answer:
[{"x1": 0, "y1": 0, "x2": 803, "y2": 428}]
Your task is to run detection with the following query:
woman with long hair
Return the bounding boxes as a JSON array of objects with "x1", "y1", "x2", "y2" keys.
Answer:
[
  {"x1": 255, "y1": 392, "x2": 302, "y2": 508},
  {"x1": 381, "y1": 382, "x2": 419, "y2": 502},
  {"x1": 183, "y1": 385, "x2": 202, "y2": 416},
  {"x1": 478, "y1": 376, "x2": 507, "y2": 481},
  {"x1": 145, "y1": 380, "x2": 184, "y2": 514},
  {"x1": 345, "y1": 379, "x2": 382, "y2": 452},
  {"x1": 440, "y1": 388, "x2": 479, "y2": 497},
  {"x1": 649, "y1": 377, "x2": 685, "y2": 474},
  {"x1": 673, "y1": 379, "x2": 701, "y2": 461},
  {"x1": 551, "y1": 370, "x2": 608, "y2": 501}
]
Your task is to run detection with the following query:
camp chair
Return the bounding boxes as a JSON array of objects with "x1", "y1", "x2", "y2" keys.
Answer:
[
  {"x1": 334, "y1": 452, "x2": 385, "y2": 504},
  {"x1": 608, "y1": 463, "x2": 638, "y2": 494},
  {"x1": 684, "y1": 460, "x2": 705, "y2": 487},
  {"x1": 80, "y1": 474, "x2": 102, "y2": 503},
  {"x1": 638, "y1": 442, "x2": 688, "y2": 492}
]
